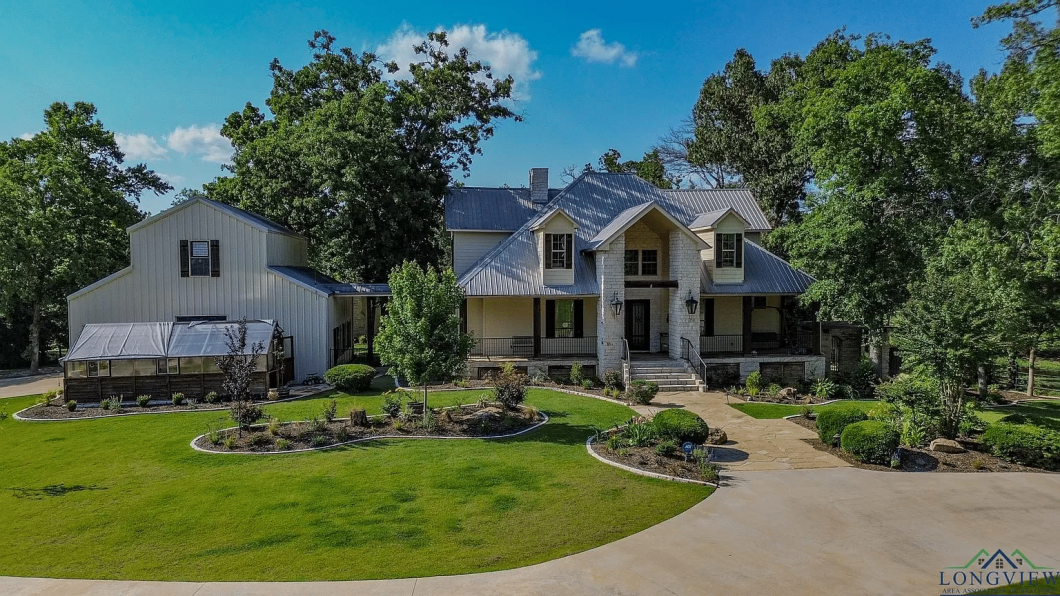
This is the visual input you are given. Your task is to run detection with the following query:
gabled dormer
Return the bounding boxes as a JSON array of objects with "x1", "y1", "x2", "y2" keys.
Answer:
[
  {"x1": 690, "y1": 208, "x2": 751, "y2": 284},
  {"x1": 530, "y1": 206, "x2": 578, "y2": 285}
]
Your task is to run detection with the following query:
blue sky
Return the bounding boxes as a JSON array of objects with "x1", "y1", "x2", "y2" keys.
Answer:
[{"x1": 1, "y1": 0, "x2": 1010, "y2": 214}]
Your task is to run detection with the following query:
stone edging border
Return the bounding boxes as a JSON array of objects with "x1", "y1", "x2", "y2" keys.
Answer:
[
  {"x1": 584, "y1": 434, "x2": 718, "y2": 487},
  {"x1": 189, "y1": 408, "x2": 551, "y2": 455},
  {"x1": 12, "y1": 388, "x2": 332, "y2": 423},
  {"x1": 403, "y1": 384, "x2": 631, "y2": 406}
]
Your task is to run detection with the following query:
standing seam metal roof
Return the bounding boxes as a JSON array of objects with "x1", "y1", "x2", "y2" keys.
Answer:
[
  {"x1": 701, "y1": 241, "x2": 815, "y2": 295},
  {"x1": 444, "y1": 187, "x2": 562, "y2": 231},
  {"x1": 457, "y1": 173, "x2": 801, "y2": 297}
]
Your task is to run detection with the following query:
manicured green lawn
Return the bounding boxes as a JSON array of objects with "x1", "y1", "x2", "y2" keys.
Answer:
[
  {"x1": 728, "y1": 400, "x2": 878, "y2": 419},
  {"x1": 0, "y1": 388, "x2": 709, "y2": 581},
  {"x1": 978, "y1": 399, "x2": 1060, "y2": 432}
]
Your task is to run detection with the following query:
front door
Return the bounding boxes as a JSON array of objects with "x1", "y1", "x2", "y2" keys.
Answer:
[{"x1": 625, "y1": 300, "x2": 650, "y2": 351}]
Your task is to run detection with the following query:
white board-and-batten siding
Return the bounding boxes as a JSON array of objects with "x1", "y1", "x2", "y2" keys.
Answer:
[{"x1": 67, "y1": 200, "x2": 328, "y2": 380}]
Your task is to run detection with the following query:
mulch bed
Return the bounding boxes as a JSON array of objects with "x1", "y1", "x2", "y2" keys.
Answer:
[
  {"x1": 787, "y1": 415, "x2": 1051, "y2": 474},
  {"x1": 421, "y1": 379, "x2": 622, "y2": 400},
  {"x1": 18, "y1": 399, "x2": 273, "y2": 420},
  {"x1": 194, "y1": 404, "x2": 543, "y2": 453},
  {"x1": 590, "y1": 440, "x2": 716, "y2": 482}
]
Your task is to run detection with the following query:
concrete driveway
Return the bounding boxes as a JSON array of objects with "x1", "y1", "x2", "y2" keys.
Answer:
[
  {"x1": 0, "y1": 374, "x2": 61, "y2": 399},
  {"x1": 3, "y1": 467, "x2": 1057, "y2": 595}
]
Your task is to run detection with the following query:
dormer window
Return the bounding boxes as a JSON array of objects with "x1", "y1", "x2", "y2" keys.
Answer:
[
  {"x1": 544, "y1": 233, "x2": 573, "y2": 270},
  {"x1": 717, "y1": 233, "x2": 743, "y2": 268}
]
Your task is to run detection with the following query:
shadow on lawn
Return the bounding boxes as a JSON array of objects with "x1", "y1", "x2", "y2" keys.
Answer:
[{"x1": 7, "y1": 483, "x2": 107, "y2": 499}]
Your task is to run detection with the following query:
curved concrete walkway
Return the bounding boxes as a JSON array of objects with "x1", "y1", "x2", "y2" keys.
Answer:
[
  {"x1": 635, "y1": 390, "x2": 850, "y2": 471},
  {"x1": 0, "y1": 374, "x2": 61, "y2": 400},
  {"x1": 2, "y1": 468, "x2": 1057, "y2": 595}
]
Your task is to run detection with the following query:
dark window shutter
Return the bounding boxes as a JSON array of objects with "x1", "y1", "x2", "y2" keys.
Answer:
[
  {"x1": 715, "y1": 235, "x2": 722, "y2": 268},
  {"x1": 545, "y1": 300, "x2": 556, "y2": 338},
  {"x1": 735, "y1": 234, "x2": 743, "y2": 268},
  {"x1": 179, "y1": 240, "x2": 189, "y2": 277},
  {"x1": 210, "y1": 240, "x2": 221, "y2": 277},
  {"x1": 564, "y1": 234, "x2": 573, "y2": 269},
  {"x1": 544, "y1": 234, "x2": 552, "y2": 269},
  {"x1": 573, "y1": 300, "x2": 584, "y2": 337}
]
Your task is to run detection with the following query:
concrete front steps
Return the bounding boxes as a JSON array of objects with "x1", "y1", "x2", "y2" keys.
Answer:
[{"x1": 629, "y1": 358, "x2": 704, "y2": 392}]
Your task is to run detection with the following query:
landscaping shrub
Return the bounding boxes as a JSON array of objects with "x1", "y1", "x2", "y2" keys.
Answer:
[
  {"x1": 654, "y1": 439, "x2": 678, "y2": 457},
  {"x1": 840, "y1": 420, "x2": 900, "y2": 465},
  {"x1": 171, "y1": 393, "x2": 185, "y2": 406},
  {"x1": 66, "y1": 400, "x2": 76, "y2": 412},
  {"x1": 223, "y1": 437, "x2": 236, "y2": 450},
  {"x1": 41, "y1": 389, "x2": 60, "y2": 405},
  {"x1": 816, "y1": 406, "x2": 868, "y2": 444},
  {"x1": 249, "y1": 434, "x2": 272, "y2": 448},
  {"x1": 626, "y1": 380, "x2": 659, "y2": 405},
  {"x1": 310, "y1": 434, "x2": 330, "y2": 448},
  {"x1": 308, "y1": 416, "x2": 327, "y2": 434},
  {"x1": 623, "y1": 419, "x2": 658, "y2": 447},
  {"x1": 899, "y1": 405, "x2": 931, "y2": 447},
  {"x1": 382, "y1": 391, "x2": 404, "y2": 417},
  {"x1": 982, "y1": 423, "x2": 1060, "y2": 469},
  {"x1": 958, "y1": 403, "x2": 986, "y2": 436},
  {"x1": 491, "y1": 363, "x2": 527, "y2": 410},
  {"x1": 205, "y1": 391, "x2": 220, "y2": 404},
  {"x1": 136, "y1": 395, "x2": 151, "y2": 407},
  {"x1": 267, "y1": 416, "x2": 282, "y2": 436},
  {"x1": 324, "y1": 364, "x2": 377, "y2": 392},
  {"x1": 745, "y1": 371, "x2": 762, "y2": 396},
  {"x1": 875, "y1": 373, "x2": 940, "y2": 413},
  {"x1": 850, "y1": 358, "x2": 878, "y2": 399},
  {"x1": 767, "y1": 383, "x2": 782, "y2": 399},
  {"x1": 336, "y1": 425, "x2": 351, "y2": 442},
  {"x1": 569, "y1": 361, "x2": 585, "y2": 386},
  {"x1": 812, "y1": 378, "x2": 838, "y2": 400},
  {"x1": 581, "y1": 379, "x2": 594, "y2": 390},
  {"x1": 230, "y1": 402, "x2": 264, "y2": 431},
  {"x1": 653, "y1": 409, "x2": 710, "y2": 444},
  {"x1": 603, "y1": 369, "x2": 623, "y2": 390},
  {"x1": 276, "y1": 438, "x2": 291, "y2": 451},
  {"x1": 322, "y1": 399, "x2": 338, "y2": 423}
]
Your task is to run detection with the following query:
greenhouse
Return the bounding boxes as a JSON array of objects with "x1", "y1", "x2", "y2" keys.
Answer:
[{"x1": 62, "y1": 320, "x2": 290, "y2": 402}]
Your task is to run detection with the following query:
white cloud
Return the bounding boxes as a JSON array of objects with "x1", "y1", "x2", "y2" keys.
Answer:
[
  {"x1": 157, "y1": 172, "x2": 185, "y2": 185},
  {"x1": 377, "y1": 23, "x2": 540, "y2": 100},
  {"x1": 166, "y1": 124, "x2": 232, "y2": 164},
  {"x1": 115, "y1": 133, "x2": 167, "y2": 160},
  {"x1": 571, "y1": 29, "x2": 638, "y2": 67}
]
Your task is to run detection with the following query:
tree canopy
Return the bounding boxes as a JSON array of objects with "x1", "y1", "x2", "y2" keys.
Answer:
[
  {"x1": 0, "y1": 102, "x2": 169, "y2": 371},
  {"x1": 207, "y1": 30, "x2": 520, "y2": 282}
]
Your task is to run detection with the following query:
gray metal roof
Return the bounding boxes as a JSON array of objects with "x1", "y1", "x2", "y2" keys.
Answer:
[
  {"x1": 701, "y1": 241, "x2": 815, "y2": 295},
  {"x1": 586, "y1": 202, "x2": 655, "y2": 250},
  {"x1": 269, "y1": 266, "x2": 391, "y2": 297},
  {"x1": 689, "y1": 208, "x2": 745, "y2": 230},
  {"x1": 445, "y1": 187, "x2": 562, "y2": 231},
  {"x1": 459, "y1": 173, "x2": 798, "y2": 297}
]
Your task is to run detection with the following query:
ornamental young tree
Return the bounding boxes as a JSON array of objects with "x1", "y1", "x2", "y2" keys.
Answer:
[
  {"x1": 216, "y1": 318, "x2": 266, "y2": 434},
  {"x1": 375, "y1": 262, "x2": 473, "y2": 409},
  {"x1": 208, "y1": 30, "x2": 520, "y2": 283},
  {"x1": 0, "y1": 102, "x2": 170, "y2": 373}
]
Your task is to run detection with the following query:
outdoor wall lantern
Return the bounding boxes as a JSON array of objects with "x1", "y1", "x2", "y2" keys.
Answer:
[
  {"x1": 609, "y1": 292, "x2": 624, "y2": 317},
  {"x1": 685, "y1": 291, "x2": 699, "y2": 316}
]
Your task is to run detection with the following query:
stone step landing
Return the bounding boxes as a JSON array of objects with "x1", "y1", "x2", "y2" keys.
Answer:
[{"x1": 629, "y1": 358, "x2": 704, "y2": 392}]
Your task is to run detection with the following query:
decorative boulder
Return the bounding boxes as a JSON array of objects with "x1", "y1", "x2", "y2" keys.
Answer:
[
  {"x1": 778, "y1": 387, "x2": 799, "y2": 401},
  {"x1": 929, "y1": 438, "x2": 967, "y2": 453},
  {"x1": 707, "y1": 429, "x2": 728, "y2": 445}
]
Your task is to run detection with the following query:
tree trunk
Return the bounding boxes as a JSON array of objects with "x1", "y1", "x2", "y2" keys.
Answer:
[
  {"x1": 1008, "y1": 350, "x2": 1018, "y2": 389},
  {"x1": 29, "y1": 301, "x2": 41, "y2": 374},
  {"x1": 977, "y1": 365, "x2": 988, "y2": 404},
  {"x1": 1027, "y1": 347, "x2": 1037, "y2": 398}
]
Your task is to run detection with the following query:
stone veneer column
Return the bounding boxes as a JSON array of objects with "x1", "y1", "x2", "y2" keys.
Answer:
[
  {"x1": 668, "y1": 231, "x2": 701, "y2": 360},
  {"x1": 596, "y1": 236, "x2": 625, "y2": 372}
]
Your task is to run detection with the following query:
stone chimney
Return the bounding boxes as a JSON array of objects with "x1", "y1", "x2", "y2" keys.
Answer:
[{"x1": 530, "y1": 168, "x2": 549, "y2": 204}]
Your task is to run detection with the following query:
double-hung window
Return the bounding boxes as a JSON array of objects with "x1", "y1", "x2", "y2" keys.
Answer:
[
  {"x1": 717, "y1": 233, "x2": 743, "y2": 268},
  {"x1": 189, "y1": 241, "x2": 211, "y2": 276},
  {"x1": 544, "y1": 234, "x2": 573, "y2": 270},
  {"x1": 624, "y1": 250, "x2": 639, "y2": 275},
  {"x1": 624, "y1": 249, "x2": 658, "y2": 276},
  {"x1": 180, "y1": 239, "x2": 220, "y2": 277}
]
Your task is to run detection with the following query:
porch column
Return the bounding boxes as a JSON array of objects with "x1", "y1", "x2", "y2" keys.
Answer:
[
  {"x1": 596, "y1": 236, "x2": 625, "y2": 372},
  {"x1": 742, "y1": 296, "x2": 753, "y2": 355},
  {"x1": 366, "y1": 297, "x2": 376, "y2": 362},
  {"x1": 667, "y1": 230, "x2": 701, "y2": 360},
  {"x1": 533, "y1": 298, "x2": 541, "y2": 358}
]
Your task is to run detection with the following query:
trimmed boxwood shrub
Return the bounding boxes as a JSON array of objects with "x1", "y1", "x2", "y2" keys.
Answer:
[
  {"x1": 840, "y1": 420, "x2": 900, "y2": 465},
  {"x1": 982, "y1": 423, "x2": 1060, "y2": 469},
  {"x1": 653, "y1": 409, "x2": 710, "y2": 444},
  {"x1": 626, "y1": 380, "x2": 659, "y2": 405},
  {"x1": 324, "y1": 364, "x2": 377, "y2": 392},
  {"x1": 816, "y1": 406, "x2": 868, "y2": 444}
]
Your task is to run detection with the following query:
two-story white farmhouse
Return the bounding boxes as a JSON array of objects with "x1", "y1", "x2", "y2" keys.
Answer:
[
  {"x1": 66, "y1": 197, "x2": 388, "y2": 397},
  {"x1": 447, "y1": 169, "x2": 840, "y2": 388}
]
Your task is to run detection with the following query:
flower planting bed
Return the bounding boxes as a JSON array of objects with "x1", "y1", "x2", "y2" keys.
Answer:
[
  {"x1": 194, "y1": 402, "x2": 545, "y2": 453},
  {"x1": 15, "y1": 392, "x2": 309, "y2": 421},
  {"x1": 787, "y1": 415, "x2": 1049, "y2": 473},
  {"x1": 590, "y1": 436, "x2": 718, "y2": 483}
]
